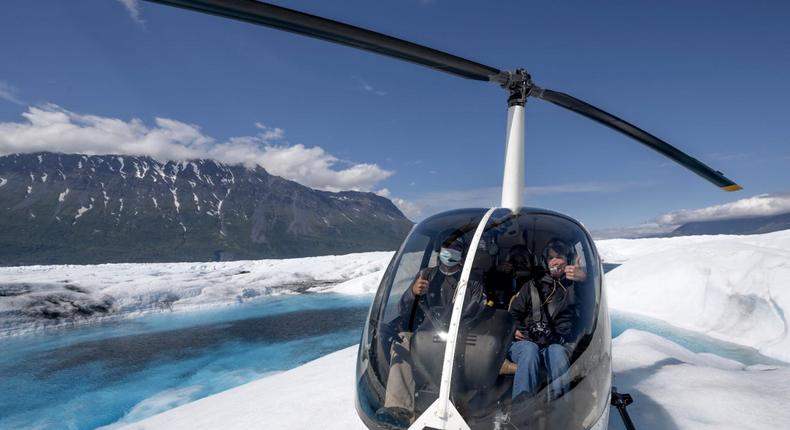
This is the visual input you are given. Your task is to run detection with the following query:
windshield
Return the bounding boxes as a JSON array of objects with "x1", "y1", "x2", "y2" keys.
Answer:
[{"x1": 356, "y1": 208, "x2": 611, "y2": 429}]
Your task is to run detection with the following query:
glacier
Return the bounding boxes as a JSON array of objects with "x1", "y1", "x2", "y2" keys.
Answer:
[
  {"x1": 597, "y1": 230, "x2": 790, "y2": 362},
  {"x1": 3, "y1": 229, "x2": 790, "y2": 429},
  {"x1": 0, "y1": 252, "x2": 392, "y2": 336},
  {"x1": 119, "y1": 229, "x2": 790, "y2": 429}
]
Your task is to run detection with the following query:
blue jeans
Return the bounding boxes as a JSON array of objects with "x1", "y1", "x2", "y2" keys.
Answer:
[{"x1": 508, "y1": 340, "x2": 570, "y2": 399}]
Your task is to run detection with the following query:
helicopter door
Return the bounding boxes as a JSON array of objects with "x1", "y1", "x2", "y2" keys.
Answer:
[{"x1": 355, "y1": 208, "x2": 490, "y2": 428}]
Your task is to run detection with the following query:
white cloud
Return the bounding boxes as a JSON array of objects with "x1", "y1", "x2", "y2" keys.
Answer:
[
  {"x1": 117, "y1": 0, "x2": 144, "y2": 24},
  {"x1": 354, "y1": 77, "x2": 387, "y2": 96},
  {"x1": 254, "y1": 122, "x2": 285, "y2": 141},
  {"x1": 0, "y1": 81, "x2": 23, "y2": 105},
  {"x1": 0, "y1": 104, "x2": 393, "y2": 192},
  {"x1": 390, "y1": 197, "x2": 423, "y2": 220},
  {"x1": 657, "y1": 193, "x2": 790, "y2": 225},
  {"x1": 375, "y1": 188, "x2": 391, "y2": 198},
  {"x1": 251, "y1": 144, "x2": 392, "y2": 192},
  {"x1": 593, "y1": 192, "x2": 790, "y2": 239},
  {"x1": 375, "y1": 188, "x2": 420, "y2": 220}
]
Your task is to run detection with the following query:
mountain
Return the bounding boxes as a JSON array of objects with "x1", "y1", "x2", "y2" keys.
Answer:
[
  {"x1": 666, "y1": 212, "x2": 790, "y2": 237},
  {"x1": 592, "y1": 213, "x2": 790, "y2": 240},
  {"x1": 0, "y1": 152, "x2": 412, "y2": 266}
]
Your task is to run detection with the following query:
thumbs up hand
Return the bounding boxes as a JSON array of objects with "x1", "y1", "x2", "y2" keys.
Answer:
[
  {"x1": 564, "y1": 255, "x2": 587, "y2": 282},
  {"x1": 412, "y1": 269, "x2": 429, "y2": 295}
]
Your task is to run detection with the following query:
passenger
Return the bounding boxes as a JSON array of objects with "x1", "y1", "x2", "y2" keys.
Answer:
[
  {"x1": 376, "y1": 233, "x2": 486, "y2": 427},
  {"x1": 507, "y1": 239, "x2": 585, "y2": 400}
]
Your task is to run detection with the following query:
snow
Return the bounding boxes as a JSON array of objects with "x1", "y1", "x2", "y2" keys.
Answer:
[
  {"x1": 121, "y1": 331, "x2": 790, "y2": 430},
  {"x1": 189, "y1": 162, "x2": 200, "y2": 177},
  {"x1": 6, "y1": 229, "x2": 790, "y2": 428},
  {"x1": 0, "y1": 177, "x2": 7, "y2": 188},
  {"x1": 58, "y1": 188, "x2": 70, "y2": 202},
  {"x1": 117, "y1": 156, "x2": 126, "y2": 178},
  {"x1": 170, "y1": 188, "x2": 180, "y2": 212},
  {"x1": 610, "y1": 330, "x2": 790, "y2": 430},
  {"x1": 134, "y1": 161, "x2": 150, "y2": 179},
  {"x1": 0, "y1": 252, "x2": 392, "y2": 336},
  {"x1": 597, "y1": 230, "x2": 790, "y2": 361},
  {"x1": 75, "y1": 204, "x2": 93, "y2": 219}
]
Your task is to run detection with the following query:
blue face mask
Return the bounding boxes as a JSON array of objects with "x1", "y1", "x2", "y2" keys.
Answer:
[{"x1": 439, "y1": 247, "x2": 463, "y2": 267}]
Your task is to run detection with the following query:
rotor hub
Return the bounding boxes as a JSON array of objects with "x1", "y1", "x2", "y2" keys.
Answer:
[{"x1": 496, "y1": 69, "x2": 541, "y2": 107}]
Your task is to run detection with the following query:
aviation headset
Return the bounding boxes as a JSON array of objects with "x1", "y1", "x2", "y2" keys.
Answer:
[{"x1": 541, "y1": 238, "x2": 576, "y2": 268}]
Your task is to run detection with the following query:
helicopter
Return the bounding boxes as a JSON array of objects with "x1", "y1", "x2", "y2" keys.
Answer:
[{"x1": 142, "y1": 1, "x2": 742, "y2": 429}]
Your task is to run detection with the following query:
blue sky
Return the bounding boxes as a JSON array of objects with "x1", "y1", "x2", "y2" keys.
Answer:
[{"x1": 1, "y1": 0, "x2": 789, "y2": 230}]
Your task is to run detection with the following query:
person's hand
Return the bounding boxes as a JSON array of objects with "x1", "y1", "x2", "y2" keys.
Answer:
[
  {"x1": 411, "y1": 270, "x2": 429, "y2": 295},
  {"x1": 565, "y1": 256, "x2": 587, "y2": 282},
  {"x1": 514, "y1": 329, "x2": 527, "y2": 341}
]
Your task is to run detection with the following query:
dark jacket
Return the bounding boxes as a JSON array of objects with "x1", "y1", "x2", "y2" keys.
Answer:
[
  {"x1": 399, "y1": 266, "x2": 485, "y2": 332},
  {"x1": 509, "y1": 274, "x2": 578, "y2": 347}
]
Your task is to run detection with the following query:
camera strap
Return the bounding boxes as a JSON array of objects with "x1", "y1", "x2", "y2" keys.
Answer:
[
  {"x1": 529, "y1": 283, "x2": 542, "y2": 322},
  {"x1": 529, "y1": 281, "x2": 558, "y2": 330}
]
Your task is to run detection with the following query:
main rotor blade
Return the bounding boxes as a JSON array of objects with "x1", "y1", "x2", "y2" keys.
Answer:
[
  {"x1": 535, "y1": 89, "x2": 742, "y2": 191},
  {"x1": 143, "y1": 0, "x2": 502, "y2": 82}
]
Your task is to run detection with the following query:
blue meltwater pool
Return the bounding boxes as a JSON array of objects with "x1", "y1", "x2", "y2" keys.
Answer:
[{"x1": 0, "y1": 293, "x2": 371, "y2": 430}]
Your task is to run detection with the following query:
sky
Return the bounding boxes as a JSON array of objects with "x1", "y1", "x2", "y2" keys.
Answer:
[{"x1": 0, "y1": 0, "x2": 788, "y2": 231}]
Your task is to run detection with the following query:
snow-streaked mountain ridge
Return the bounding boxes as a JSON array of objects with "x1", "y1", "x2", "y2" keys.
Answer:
[{"x1": 0, "y1": 152, "x2": 412, "y2": 265}]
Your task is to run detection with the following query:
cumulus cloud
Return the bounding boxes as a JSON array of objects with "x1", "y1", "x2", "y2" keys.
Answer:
[
  {"x1": 375, "y1": 188, "x2": 420, "y2": 220},
  {"x1": 0, "y1": 81, "x2": 23, "y2": 105},
  {"x1": 117, "y1": 0, "x2": 144, "y2": 24},
  {"x1": 593, "y1": 193, "x2": 790, "y2": 239},
  {"x1": 657, "y1": 193, "x2": 790, "y2": 224},
  {"x1": 0, "y1": 104, "x2": 393, "y2": 192},
  {"x1": 389, "y1": 197, "x2": 423, "y2": 220}
]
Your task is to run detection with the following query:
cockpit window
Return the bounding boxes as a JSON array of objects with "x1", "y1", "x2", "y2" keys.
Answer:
[{"x1": 356, "y1": 208, "x2": 611, "y2": 430}]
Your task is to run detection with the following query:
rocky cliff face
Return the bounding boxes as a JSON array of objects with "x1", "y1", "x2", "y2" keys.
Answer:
[{"x1": 0, "y1": 152, "x2": 412, "y2": 265}]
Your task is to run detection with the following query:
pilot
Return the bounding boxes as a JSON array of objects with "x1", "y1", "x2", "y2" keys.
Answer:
[
  {"x1": 376, "y1": 232, "x2": 486, "y2": 427},
  {"x1": 507, "y1": 238, "x2": 585, "y2": 400}
]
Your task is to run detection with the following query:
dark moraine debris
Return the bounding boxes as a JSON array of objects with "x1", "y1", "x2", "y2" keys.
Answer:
[{"x1": 0, "y1": 283, "x2": 33, "y2": 296}]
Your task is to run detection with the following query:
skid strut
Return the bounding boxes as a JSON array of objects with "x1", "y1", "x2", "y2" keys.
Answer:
[{"x1": 611, "y1": 387, "x2": 636, "y2": 430}]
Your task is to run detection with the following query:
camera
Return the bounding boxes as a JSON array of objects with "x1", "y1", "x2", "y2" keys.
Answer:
[{"x1": 526, "y1": 320, "x2": 552, "y2": 345}]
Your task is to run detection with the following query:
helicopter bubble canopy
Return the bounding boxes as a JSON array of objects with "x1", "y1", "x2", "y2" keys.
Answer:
[{"x1": 356, "y1": 207, "x2": 612, "y2": 429}]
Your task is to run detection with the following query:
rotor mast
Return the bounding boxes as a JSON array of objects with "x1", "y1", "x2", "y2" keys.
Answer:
[{"x1": 497, "y1": 69, "x2": 539, "y2": 212}]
